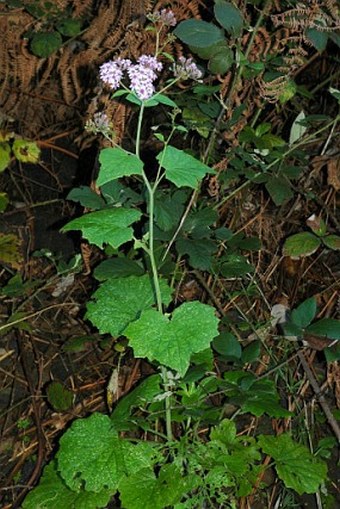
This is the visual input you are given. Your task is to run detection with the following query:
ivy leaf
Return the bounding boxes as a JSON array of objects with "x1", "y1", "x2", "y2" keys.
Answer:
[
  {"x1": 67, "y1": 186, "x2": 105, "y2": 210},
  {"x1": 22, "y1": 460, "x2": 112, "y2": 509},
  {"x1": 214, "y1": 0, "x2": 244, "y2": 37},
  {"x1": 176, "y1": 237, "x2": 217, "y2": 270},
  {"x1": 283, "y1": 232, "x2": 321, "y2": 259},
  {"x1": 30, "y1": 31, "x2": 63, "y2": 57},
  {"x1": 157, "y1": 146, "x2": 214, "y2": 189},
  {"x1": 86, "y1": 275, "x2": 172, "y2": 337},
  {"x1": 291, "y1": 297, "x2": 317, "y2": 328},
  {"x1": 57, "y1": 413, "x2": 156, "y2": 493},
  {"x1": 174, "y1": 19, "x2": 224, "y2": 48},
  {"x1": 97, "y1": 148, "x2": 143, "y2": 187},
  {"x1": 62, "y1": 208, "x2": 141, "y2": 248},
  {"x1": 258, "y1": 434, "x2": 327, "y2": 495},
  {"x1": 125, "y1": 302, "x2": 219, "y2": 376}
]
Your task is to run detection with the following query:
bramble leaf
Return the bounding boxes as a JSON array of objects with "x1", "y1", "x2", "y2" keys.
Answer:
[
  {"x1": 176, "y1": 237, "x2": 217, "y2": 270},
  {"x1": 125, "y1": 301, "x2": 219, "y2": 376},
  {"x1": 258, "y1": 434, "x2": 327, "y2": 495},
  {"x1": 157, "y1": 146, "x2": 214, "y2": 188},
  {"x1": 97, "y1": 148, "x2": 143, "y2": 186},
  {"x1": 291, "y1": 297, "x2": 317, "y2": 328},
  {"x1": 62, "y1": 208, "x2": 141, "y2": 248},
  {"x1": 283, "y1": 232, "x2": 321, "y2": 258},
  {"x1": 86, "y1": 275, "x2": 172, "y2": 336},
  {"x1": 22, "y1": 460, "x2": 112, "y2": 509},
  {"x1": 322, "y1": 234, "x2": 340, "y2": 250},
  {"x1": 306, "y1": 318, "x2": 340, "y2": 340}
]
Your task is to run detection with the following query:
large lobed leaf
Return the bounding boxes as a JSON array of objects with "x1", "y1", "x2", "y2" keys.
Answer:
[
  {"x1": 157, "y1": 146, "x2": 214, "y2": 189},
  {"x1": 86, "y1": 275, "x2": 172, "y2": 336},
  {"x1": 125, "y1": 301, "x2": 219, "y2": 376},
  {"x1": 97, "y1": 148, "x2": 143, "y2": 186},
  {"x1": 62, "y1": 208, "x2": 141, "y2": 249}
]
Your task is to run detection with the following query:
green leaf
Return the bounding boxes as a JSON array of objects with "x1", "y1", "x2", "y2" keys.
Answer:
[
  {"x1": 173, "y1": 19, "x2": 224, "y2": 48},
  {"x1": 0, "y1": 143, "x2": 11, "y2": 172},
  {"x1": 208, "y1": 47, "x2": 234, "y2": 74},
  {"x1": 30, "y1": 31, "x2": 63, "y2": 57},
  {"x1": 214, "y1": 0, "x2": 244, "y2": 36},
  {"x1": 93, "y1": 258, "x2": 144, "y2": 280},
  {"x1": 97, "y1": 147, "x2": 143, "y2": 186},
  {"x1": 283, "y1": 232, "x2": 321, "y2": 258},
  {"x1": 305, "y1": 28, "x2": 328, "y2": 52},
  {"x1": 67, "y1": 186, "x2": 105, "y2": 210},
  {"x1": 291, "y1": 297, "x2": 317, "y2": 328},
  {"x1": 265, "y1": 175, "x2": 293, "y2": 205},
  {"x1": 154, "y1": 190, "x2": 187, "y2": 231},
  {"x1": 0, "y1": 192, "x2": 9, "y2": 212},
  {"x1": 111, "y1": 375, "x2": 162, "y2": 430},
  {"x1": 176, "y1": 238, "x2": 217, "y2": 270},
  {"x1": 0, "y1": 232, "x2": 22, "y2": 268},
  {"x1": 289, "y1": 111, "x2": 307, "y2": 145},
  {"x1": 119, "y1": 464, "x2": 192, "y2": 509},
  {"x1": 22, "y1": 460, "x2": 112, "y2": 509},
  {"x1": 322, "y1": 234, "x2": 340, "y2": 250},
  {"x1": 219, "y1": 254, "x2": 255, "y2": 278},
  {"x1": 86, "y1": 275, "x2": 172, "y2": 336},
  {"x1": 212, "y1": 332, "x2": 242, "y2": 359},
  {"x1": 190, "y1": 41, "x2": 228, "y2": 60},
  {"x1": 153, "y1": 93, "x2": 178, "y2": 108},
  {"x1": 241, "y1": 341, "x2": 260, "y2": 364},
  {"x1": 125, "y1": 302, "x2": 219, "y2": 376},
  {"x1": 306, "y1": 318, "x2": 340, "y2": 340},
  {"x1": 157, "y1": 146, "x2": 214, "y2": 189},
  {"x1": 56, "y1": 18, "x2": 82, "y2": 37},
  {"x1": 57, "y1": 413, "x2": 155, "y2": 493},
  {"x1": 62, "y1": 208, "x2": 141, "y2": 248},
  {"x1": 46, "y1": 382, "x2": 74, "y2": 412},
  {"x1": 12, "y1": 139, "x2": 40, "y2": 163},
  {"x1": 258, "y1": 434, "x2": 327, "y2": 495},
  {"x1": 238, "y1": 379, "x2": 291, "y2": 418}
]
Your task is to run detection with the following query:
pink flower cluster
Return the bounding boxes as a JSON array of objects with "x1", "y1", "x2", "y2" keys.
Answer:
[
  {"x1": 152, "y1": 9, "x2": 177, "y2": 26},
  {"x1": 99, "y1": 55, "x2": 163, "y2": 101},
  {"x1": 173, "y1": 57, "x2": 203, "y2": 81}
]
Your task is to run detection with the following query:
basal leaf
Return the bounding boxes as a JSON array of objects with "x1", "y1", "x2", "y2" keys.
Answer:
[
  {"x1": 306, "y1": 318, "x2": 340, "y2": 340},
  {"x1": 214, "y1": 0, "x2": 244, "y2": 36},
  {"x1": 62, "y1": 208, "x2": 141, "y2": 248},
  {"x1": 283, "y1": 232, "x2": 321, "y2": 259},
  {"x1": 125, "y1": 301, "x2": 219, "y2": 376},
  {"x1": 97, "y1": 148, "x2": 143, "y2": 186},
  {"x1": 57, "y1": 413, "x2": 155, "y2": 493},
  {"x1": 22, "y1": 460, "x2": 112, "y2": 509},
  {"x1": 174, "y1": 19, "x2": 224, "y2": 48},
  {"x1": 157, "y1": 146, "x2": 214, "y2": 188},
  {"x1": 258, "y1": 434, "x2": 327, "y2": 495},
  {"x1": 86, "y1": 274, "x2": 172, "y2": 336},
  {"x1": 291, "y1": 297, "x2": 317, "y2": 328},
  {"x1": 67, "y1": 186, "x2": 105, "y2": 210}
]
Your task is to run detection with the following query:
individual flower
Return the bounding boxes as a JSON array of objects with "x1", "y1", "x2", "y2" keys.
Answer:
[
  {"x1": 152, "y1": 9, "x2": 177, "y2": 27},
  {"x1": 137, "y1": 55, "x2": 163, "y2": 72},
  {"x1": 173, "y1": 57, "x2": 203, "y2": 81},
  {"x1": 99, "y1": 58, "x2": 131, "y2": 90}
]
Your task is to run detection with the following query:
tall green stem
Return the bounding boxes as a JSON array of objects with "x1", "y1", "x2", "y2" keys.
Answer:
[{"x1": 135, "y1": 103, "x2": 173, "y2": 441}]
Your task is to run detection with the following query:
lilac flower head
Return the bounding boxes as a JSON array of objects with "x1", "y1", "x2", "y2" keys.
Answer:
[
  {"x1": 128, "y1": 64, "x2": 157, "y2": 100},
  {"x1": 173, "y1": 57, "x2": 203, "y2": 81},
  {"x1": 138, "y1": 55, "x2": 163, "y2": 72},
  {"x1": 152, "y1": 9, "x2": 177, "y2": 27},
  {"x1": 99, "y1": 58, "x2": 131, "y2": 90},
  {"x1": 85, "y1": 112, "x2": 113, "y2": 137}
]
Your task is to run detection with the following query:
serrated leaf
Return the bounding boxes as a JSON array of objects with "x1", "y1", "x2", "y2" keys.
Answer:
[
  {"x1": 86, "y1": 275, "x2": 172, "y2": 336},
  {"x1": 258, "y1": 434, "x2": 327, "y2": 495},
  {"x1": 22, "y1": 460, "x2": 112, "y2": 509},
  {"x1": 30, "y1": 31, "x2": 63, "y2": 57},
  {"x1": 67, "y1": 186, "x2": 105, "y2": 209},
  {"x1": 154, "y1": 190, "x2": 187, "y2": 231},
  {"x1": 157, "y1": 146, "x2": 214, "y2": 188},
  {"x1": 265, "y1": 175, "x2": 294, "y2": 205},
  {"x1": 283, "y1": 232, "x2": 321, "y2": 259},
  {"x1": 57, "y1": 413, "x2": 155, "y2": 493},
  {"x1": 289, "y1": 111, "x2": 307, "y2": 145},
  {"x1": 214, "y1": 0, "x2": 244, "y2": 36},
  {"x1": 0, "y1": 143, "x2": 11, "y2": 172},
  {"x1": 93, "y1": 258, "x2": 144, "y2": 280},
  {"x1": 176, "y1": 237, "x2": 217, "y2": 270},
  {"x1": 97, "y1": 148, "x2": 143, "y2": 187},
  {"x1": 62, "y1": 208, "x2": 141, "y2": 248},
  {"x1": 125, "y1": 302, "x2": 219, "y2": 376},
  {"x1": 291, "y1": 297, "x2": 317, "y2": 328},
  {"x1": 238, "y1": 379, "x2": 291, "y2": 418},
  {"x1": 46, "y1": 382, "x2": 74, "y2": 412},
  {"x1": 322, "y1": 234, "x2": 340, "y2": 250},
  {"x1": 306, "y1": 318, "x2": 340, "y2": 340},
  {"x1": 208, "y1": 48, "x2": 234, "y2": 74},
  {"x1": 174, "y1": 19, "x2": 224, "y2": 48}
]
